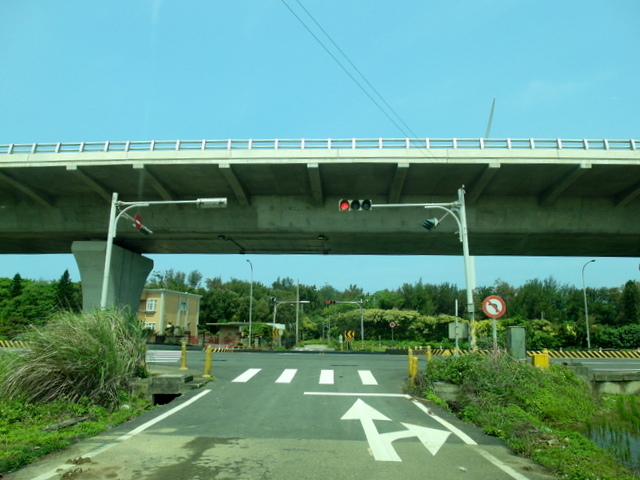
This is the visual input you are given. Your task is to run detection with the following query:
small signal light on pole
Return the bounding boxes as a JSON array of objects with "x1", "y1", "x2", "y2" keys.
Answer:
[{"x1": 325, "y1": 300, "x2": 336, "y2": 305}]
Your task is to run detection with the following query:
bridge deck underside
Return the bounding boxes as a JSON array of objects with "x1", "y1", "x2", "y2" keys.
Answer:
[{"x1": 1, "y1": 146, "x2": 639, "y2": 257}]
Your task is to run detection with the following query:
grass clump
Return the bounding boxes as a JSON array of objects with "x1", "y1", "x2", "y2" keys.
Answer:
[
  {"x1": 0, "y1": 310, "x2": 151, "y2": 473},
  {"x1": 0, "y1": 310, "x2": 147, "y2": 409},
  {"x1": 424, "y1": 354, "x2": 638, "y2": 480}
]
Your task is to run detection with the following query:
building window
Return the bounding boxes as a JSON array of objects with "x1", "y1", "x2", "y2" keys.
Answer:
[
  {"x1": 146, "y1": 299, "x2": 158, "y2": 312},
  {"x1": 179, "y1": 301, "x2": 188, "y2": 312}
]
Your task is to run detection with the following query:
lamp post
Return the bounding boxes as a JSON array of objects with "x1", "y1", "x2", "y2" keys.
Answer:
[
  {"x1": 372, "y1": 186, "x2": 479, "y2": 351},
  {"x1": 247, "y1": 259, "x2": 254, "y2": 347},
  {"x1": 100, "y1": 192, "x2": 227, "y2": 309},
  {"x1": 582, "y1": 259, "x2": 596, "y2": 349}
]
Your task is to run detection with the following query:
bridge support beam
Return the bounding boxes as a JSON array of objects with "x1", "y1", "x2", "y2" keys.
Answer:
[{"x1": 72, "y1": 241, "x2": 153, "y2": 314}]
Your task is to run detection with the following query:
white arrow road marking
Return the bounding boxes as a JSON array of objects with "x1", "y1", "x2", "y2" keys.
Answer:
[{"x1": 341, "y1": 398, "x2": 451, "y2": 462}]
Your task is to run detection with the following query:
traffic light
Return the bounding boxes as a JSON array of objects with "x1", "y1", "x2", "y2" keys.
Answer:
[
  {"x1": 325, "y1": 300, "x2": 336, "y2": 305},
  {"x1": 338, "y1": 199, "x2": 372, "y2": 211},
  {"x1": 422, "y1": 218, "x2": 439, "y2": 230}
]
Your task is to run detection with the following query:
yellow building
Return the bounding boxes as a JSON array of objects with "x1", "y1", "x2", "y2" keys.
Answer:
[{"x1": 138, "y1": 289, "x2": 202, "y2": 338}]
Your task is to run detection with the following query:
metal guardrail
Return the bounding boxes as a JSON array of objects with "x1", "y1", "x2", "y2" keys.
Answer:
[{"x1": 0, "y1": 137, "x2": 638, "y2": 155}]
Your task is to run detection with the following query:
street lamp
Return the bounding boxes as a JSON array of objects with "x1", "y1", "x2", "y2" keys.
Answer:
[
  {"x1": 582, "y1": 259, "x2": 596, "y2": 349},
  {"x1": 373, "y1": 186, "x2": 479, "y2": 351},
  {"x1": 100, "y1": 192, "x2": 227, "y2": 309},
  {"x1": 247, "y1": 259, "x2": 254, "y2": 347}
]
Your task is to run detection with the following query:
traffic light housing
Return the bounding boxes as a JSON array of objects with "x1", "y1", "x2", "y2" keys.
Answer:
[
  {"x1": 325, "y1": 300, "x2": 336, "y2": 305},
  {"x1": 339, "y1": 199, "x2": 372, "y2": 211},
  {"x1": 422, "y1": 218, "x2": 439, "y2": 230}
]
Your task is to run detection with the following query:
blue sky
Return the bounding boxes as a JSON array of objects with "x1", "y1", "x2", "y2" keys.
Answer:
[{"x1": 1, "y1": 1, "x2": 639, "y2": 292}]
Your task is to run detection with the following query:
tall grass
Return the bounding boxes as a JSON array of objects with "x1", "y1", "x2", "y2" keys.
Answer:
[{"x1": 0, "y1": 310, "x2": 146, "y2": 409}]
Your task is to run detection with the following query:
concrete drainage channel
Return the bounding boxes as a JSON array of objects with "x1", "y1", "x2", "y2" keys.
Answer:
[{"x1": 135, "y1": 374, "x2": 209, "y2": 405}]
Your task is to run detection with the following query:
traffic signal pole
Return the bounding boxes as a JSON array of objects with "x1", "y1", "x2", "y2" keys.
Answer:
[{"x1": 370, "y1": 187, "x2": 477, "y2": 352}]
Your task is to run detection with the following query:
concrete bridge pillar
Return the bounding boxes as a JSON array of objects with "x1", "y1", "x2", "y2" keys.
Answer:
[{"x1": 72, "y1": 241, "x2": 153, "y2": 314}]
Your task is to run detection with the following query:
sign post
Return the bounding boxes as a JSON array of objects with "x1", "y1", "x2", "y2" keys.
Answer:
[{"x1": 389, "y1": 321, "x2": 397, "y2": 346}]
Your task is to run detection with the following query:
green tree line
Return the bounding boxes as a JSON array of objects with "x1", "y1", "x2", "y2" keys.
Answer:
[{"x1": 2, "y1": 268, "x2": 639, "y2": 349}]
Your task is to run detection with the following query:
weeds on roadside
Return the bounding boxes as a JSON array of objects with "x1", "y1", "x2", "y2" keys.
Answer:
[
  {"x1": 423, "y1": 354, "x2": 637, "y2": 480},
  {"x1": 0, "y1": 310, "x2": 147, "y2": 409}
]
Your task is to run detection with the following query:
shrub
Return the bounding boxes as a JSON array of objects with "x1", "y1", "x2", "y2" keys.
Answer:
[{"x1": 0, "y1": 310, "x2": 146, "y2": 409}]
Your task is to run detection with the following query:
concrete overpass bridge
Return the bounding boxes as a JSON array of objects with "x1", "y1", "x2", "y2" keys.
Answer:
[{"x1": 1, "y1": 137, "x2": 639, "y2": 311}]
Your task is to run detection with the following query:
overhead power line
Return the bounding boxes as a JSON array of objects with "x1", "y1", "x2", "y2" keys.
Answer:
[{"x1": 280, "y1": 0, "x2": 420, "y2": 139}]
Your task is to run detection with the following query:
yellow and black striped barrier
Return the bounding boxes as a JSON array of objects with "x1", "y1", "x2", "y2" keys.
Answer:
[
  {"x1": 406, "y1": 347, "x2": 640, "y2": 359},
  {"x1": 0, "y1": 340, "x2": 29, "y2": 348}
]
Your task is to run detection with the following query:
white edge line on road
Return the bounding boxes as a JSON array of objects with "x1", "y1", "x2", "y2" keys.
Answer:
[
  {"x1": 31, "y1": 389, "x2": 211, "y2": 480},
  {"x1": 412, "y1": 400, "x2": 532, "y2": 480},
  {"x1": 471, "y1": 445, "x2": 533, "y2": 480},
  {"x1": 304, "y1": 392, "x2": 410, "y2": 398},
  {"x1": 412, "y1": 400, "x2": 477, "y2": 445}
]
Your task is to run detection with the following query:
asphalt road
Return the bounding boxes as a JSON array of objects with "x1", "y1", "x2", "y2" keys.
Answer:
[{"x1": 7, "y1": 351, "x2": 556, "y2": 480}]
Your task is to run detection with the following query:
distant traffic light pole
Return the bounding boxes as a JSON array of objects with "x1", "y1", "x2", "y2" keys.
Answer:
[
  {"x1": 100, "y1": 192, "x2": 227, "y2": 309},
  {"x1": 352, "y1": 187, "x2": 478, "y2": 351},
  {"x1": 272, "y1": 299, "x2": 311, "y2": 345}
]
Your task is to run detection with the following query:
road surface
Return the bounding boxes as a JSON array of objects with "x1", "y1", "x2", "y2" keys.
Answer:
[{"x1": 6, "y1": 351, "x2": 556, "y2": 480}]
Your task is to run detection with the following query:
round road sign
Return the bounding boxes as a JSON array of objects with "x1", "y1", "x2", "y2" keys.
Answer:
[
  {"x1": 482, "y1": 295, "x2": 507, "y2": 318},
  {"x1": 389, "y1": 321, "x2": 397, "y2": 329}
]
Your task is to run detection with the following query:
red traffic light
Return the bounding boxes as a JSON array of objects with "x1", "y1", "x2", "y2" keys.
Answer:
[{"x1": 338, "y1": 199, "x2": 372, "y2": 211}]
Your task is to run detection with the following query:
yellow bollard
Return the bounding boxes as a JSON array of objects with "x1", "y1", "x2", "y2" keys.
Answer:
[
  {"x1": 408, "y1": 348, "x2": 413, "y2": 373},
  {"x1": 179, "y1": 342, "x2": 188, "y2": 371},
  {"x1": 426, "y1": 345, "x2": 432, "y2": 364},
  {"x1": 203, "y1": 345, "x2": 213, "y2": 378},
  {"x1": 409, "y1": 356, "x2": 418, "y2": 387}
]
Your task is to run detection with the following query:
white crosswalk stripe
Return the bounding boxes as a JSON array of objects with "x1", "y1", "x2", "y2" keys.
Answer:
[
  {"x1": 276, "y1": 369, "x2": 298, "y2": 383},
  {"x1": 145, "y1": 351, "x2": 181, "y2": 363},
  {"x1": 319, "y1": 369, "x2": 334, "y2": 384},
  {"x1": 232, "y1": 368, "x2": 262, "y2": 383},
  {"x1": 358, "y1": 370, "x2": 378, "y2": 385},
  {"x1": 231, "y1": 368, "x2": 379, "y2": 386}
]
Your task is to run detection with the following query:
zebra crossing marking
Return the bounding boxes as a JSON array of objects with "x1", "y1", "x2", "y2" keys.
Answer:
[
  {"x1": 276, "y1": 369, "x2": 298, "y2": 383},
  {"x1": 232, "y1": 368, "x2": 262, "y2": 383},
  {"x1": 358, "y1": 370, "x2": 378, "y2": 385},
  {"x1": 231, "y1": 368, "x2": 380, "y2": 386},
  {"x1": 145, "y1": 351, "x2": 181, "y2": 363},
  {"x1": 319, "y1": 370, "x2": 334, "y2": 384}
]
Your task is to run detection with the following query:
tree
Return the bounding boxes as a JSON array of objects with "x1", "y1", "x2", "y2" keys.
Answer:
[
  {"x1": 55, "y1": 270, "x2": 81, "y2": 311},
  {"x1": 10, "y1": 273, "x2": 22, "y2": 298},
  {"x1": 616, "y1": 280, "x2": 640, "y2": 325}
]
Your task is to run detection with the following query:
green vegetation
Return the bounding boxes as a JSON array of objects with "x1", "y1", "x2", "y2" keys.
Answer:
[
  {"x1": 2, "y1": 269, "x2": 640, "y2": 351},
  {"x1": 422, "y1": 354, "x2": 639, "y2": 480},
  {"x1": 0, "y1": 310, "x2": 151, "y2": 473},
  {"x1": 0, "y1": 396, "x2": 149, "y2": 473}
]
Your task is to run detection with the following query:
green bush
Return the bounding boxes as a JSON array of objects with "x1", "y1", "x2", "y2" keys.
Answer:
[{"x1": 0, "y1": 310, "x2": 147, "y2": 409}]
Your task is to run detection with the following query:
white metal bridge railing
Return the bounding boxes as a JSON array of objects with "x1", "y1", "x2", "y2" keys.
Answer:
[{"x1": 0, "y1": 137, "x2": 638, "y2": 155}]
